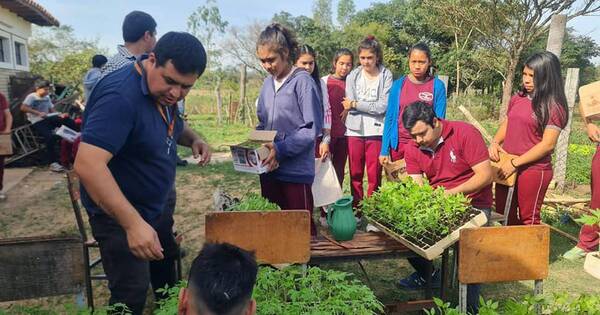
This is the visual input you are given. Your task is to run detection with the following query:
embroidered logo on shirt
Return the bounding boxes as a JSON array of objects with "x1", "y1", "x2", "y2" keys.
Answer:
[
  {"x1": 449, "y1": 150, "x2": 457, "y2": 163},
  {"x1": 419, "y1": 92, "x2": 434, "y2": 102}
]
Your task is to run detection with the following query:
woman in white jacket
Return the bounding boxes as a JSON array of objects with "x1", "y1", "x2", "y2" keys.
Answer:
[{"x1": 344, "y1": 36, "x2": 393, "y2": 215}]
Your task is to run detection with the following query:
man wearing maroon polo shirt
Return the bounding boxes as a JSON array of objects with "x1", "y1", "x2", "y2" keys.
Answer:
[{"x1": 399, "y1": 101, "x2": 492, "y2": 314}]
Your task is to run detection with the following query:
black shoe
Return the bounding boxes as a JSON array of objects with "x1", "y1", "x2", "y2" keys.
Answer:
[{"x1": 397, "y1": 270, "x2": 441, "y2": 290}]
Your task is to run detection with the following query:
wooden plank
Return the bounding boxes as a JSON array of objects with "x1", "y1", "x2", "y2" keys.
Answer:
[
  {"x1": 0, "y1": 235, "x2": 85, "y2": 302},
  {"x1": 205, "y1": 211, "x2": 310, "y2": 264},
  {"x1": 459, "y1": 226, "x2": 549, "y2": 284},
  {"x1": 457, "y1": 105, "x2": 493, "y2": 142},
  {"x1": 491, "y1": 152, "x2": 518, "y2": 186}
]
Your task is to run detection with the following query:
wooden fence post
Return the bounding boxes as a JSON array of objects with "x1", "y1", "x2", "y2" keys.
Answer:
[{"x1": 554, "y1": 68, "x2": 580, "y2": 192}]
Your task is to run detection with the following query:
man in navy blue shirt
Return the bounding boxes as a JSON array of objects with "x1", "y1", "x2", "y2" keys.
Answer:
[{"x1": 74, "y1": 32, "x2": 210, "y2": 314}]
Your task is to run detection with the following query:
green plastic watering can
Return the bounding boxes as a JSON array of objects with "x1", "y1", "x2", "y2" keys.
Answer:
[{"x1": 327, "y1": 196, "x2": 356, "y2": 241}]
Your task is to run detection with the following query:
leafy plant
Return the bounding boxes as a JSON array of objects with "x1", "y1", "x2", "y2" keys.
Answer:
[
  {"x1": 227, "y1": 193, "x2": 280, "y2": 211},
  {"x1": 253, "y1": 266, "x2": 383, "y2": 315},
  {"x1": 361, "y1": 179, "x2": 472, "y2": 246},
  {"x1": 425, "y1": 293, "x2": 600, "y2": 315},
  {"x1": 154, "y1": 282, "x2": 187, "y2": 315}
]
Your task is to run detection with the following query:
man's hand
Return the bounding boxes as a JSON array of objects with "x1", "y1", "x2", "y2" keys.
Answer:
[
  {"x1": 488, "y1": 142, "x2": 506, "y2": 162},
  {"x1": 124, "y1": 220, "x2": 164, "y2": 260},
  {"x1": 191, "y1": 139, "x2": 211, "y2": 166},
  {"x1": 587, "y1": 123, "x2": 600, "y2": 143},
  {"x1": 38, "y1": 111, "x2": 47, "y2": 118},
  {"x1": 379, "y1": 155, "x2": 389, "y2": 166},
  {"x1": 319, "y1": 142, "x2": 330, "y2": 160},
  {"x1": 262, "y1": 142, "x2": 279, "y2": 172}
]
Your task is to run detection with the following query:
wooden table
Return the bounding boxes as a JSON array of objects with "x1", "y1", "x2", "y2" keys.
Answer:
[{"x1": 309, "y1": 230, "x2": 450, "y2": 313}]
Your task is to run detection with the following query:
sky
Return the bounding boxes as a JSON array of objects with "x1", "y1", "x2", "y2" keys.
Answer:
[{"x1": 35, "y1": 0, "x2": 600, "y2": 64}]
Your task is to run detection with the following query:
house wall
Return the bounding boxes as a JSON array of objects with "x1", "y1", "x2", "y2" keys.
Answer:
[{"x1": 0, "y1": 6, "x2": 33, "y2": 99}]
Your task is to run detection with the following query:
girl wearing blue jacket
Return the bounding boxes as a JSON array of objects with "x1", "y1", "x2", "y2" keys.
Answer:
[
  {"x1": 255, "y1": 23, "x2": 323, "y2": 236},
  {"x1": 380, "y1": 43, "x2": 447, "y2": 164}
]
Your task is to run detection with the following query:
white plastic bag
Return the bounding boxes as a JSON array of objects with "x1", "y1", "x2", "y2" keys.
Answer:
[{"x1": 312, "y1": 158, "x2": 343, "y2": 207}]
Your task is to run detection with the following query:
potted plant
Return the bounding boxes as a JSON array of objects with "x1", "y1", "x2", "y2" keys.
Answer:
[{"x1": 576, "y1": 210, "x2": 600, "y2": 280}]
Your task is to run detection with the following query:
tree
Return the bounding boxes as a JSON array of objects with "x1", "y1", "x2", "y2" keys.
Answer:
[
  {"x1": 337, "y1": 0, "x2": 355, "y2": 28},
  {"x1": 223, "y1": 21, "x2": 267, "y2": 75},
  {"x1": 478, "y1": 0, "x2": 600, "y2": 120},
  {"x1": 187, "y1": 0, "x2": 229, "y2": 124},
  {"x1": 29, "y1": 25, "x2": 104, "y2": 91},
  {"x1": 313, "y1": 0, "x2": 333, "y2": 29},
  {"x1": 423, "y1": 0, "x2": 496, "y2": 96}
]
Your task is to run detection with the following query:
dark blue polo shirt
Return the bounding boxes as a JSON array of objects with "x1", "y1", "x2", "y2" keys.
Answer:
[{"x1": 80, "y1": 62, "x2": 184, "y2": 222}]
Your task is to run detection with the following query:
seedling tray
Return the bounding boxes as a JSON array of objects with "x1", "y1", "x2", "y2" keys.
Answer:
[{"x1": 368, "y1": 209, "x2": 487, "y2": 260}]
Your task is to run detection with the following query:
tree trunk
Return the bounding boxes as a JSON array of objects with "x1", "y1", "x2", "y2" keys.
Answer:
[
  {"x1": 554, "y1": 68, "x2": 580, "y2": 192},
  {"x1": 456, "y1": 60, "x2": 461, "y2": 96},
  {"x1": 239, "y1": 64, "x2": 247, "y2": 123},
  {"x1": 215, "y1": 77, "x2": 223, "y2": 125},
  {"x1": 499, "y1": 62, "x2": 516, "y2": 121},
  {"x1": 546, "y1": 15, "x2": 567, "y2": 58}
]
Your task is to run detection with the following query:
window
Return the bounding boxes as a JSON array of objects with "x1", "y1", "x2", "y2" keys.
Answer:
[
  {"x1": 0, "y1": 36, "x2": 7, "y2": 62},
  {"x1": 14, "y1": 41, "x2": 24, "y2": 65},
  {"x1": 12, "y1": 36, "x2": 28, "y2": 70},
  {"x1": 0, "y1": 32, "x2": 11, "y2": 68}
]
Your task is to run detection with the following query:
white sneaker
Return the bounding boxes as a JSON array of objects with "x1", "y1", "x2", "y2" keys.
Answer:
[
  {"x1": 49, "y1": 162, "x2": 65, "y2": 172},
  {"x1": 0, "y1": 192, "x2": 6, "y2": 201}
]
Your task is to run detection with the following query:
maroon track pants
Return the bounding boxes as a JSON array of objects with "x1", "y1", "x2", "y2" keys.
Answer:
[
  {"x1": 578, "y1": 147, "x2": 600, "y2": 252},
  {"x1": 495, "y1": 167, "x2": 553, "y2": 225},
  {"x1": 347, "y1": 136, "x2": 382, "y2": 211},
  {"x1": 260, "y1": 176, "x2": 315, "y2": 236}
]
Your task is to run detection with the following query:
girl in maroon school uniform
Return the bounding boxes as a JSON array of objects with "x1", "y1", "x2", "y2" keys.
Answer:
[
  {"x1": 323, "y1": 49, "x2": 353, "y2": 186},
  {"x1": 295, "y1": 45, "x2": 332, "y2": 160},
  {"x1": 489, "y1": 52, "x2": 568, "y2": 225},
  {"x1": 562, "y1": 109, "x2": 600, "y2": 260},
  {"x1": 344, "y1": 36, "x2": 393, "y2": 215},
  {"x1": 380, "y1": 43, "x2": 447, "y2": 164}
]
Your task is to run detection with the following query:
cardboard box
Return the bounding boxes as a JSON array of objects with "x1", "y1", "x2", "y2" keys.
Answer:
[
  {"x1": 490, "y1": 151, "x2": 518, "y2": 186},
  {"x1": 0, "y1": 134, "x2": 13, "y2": 155},
  {"x1": 383, "y1": 159, "x2": 407, "y2": 182},
  {"x1": 230, "y1": 130, "x2": 277, "y2": 174},
  {"x1": 579, "y1": 81, "x2": 600, "y2": 120}
]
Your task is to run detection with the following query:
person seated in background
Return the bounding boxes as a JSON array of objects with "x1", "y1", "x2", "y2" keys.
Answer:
[
  {"x1": 20, "y1": 80, "x2": 79, "y2": 172},
  {"x1": 178, "y1": 242, "x2": 258, "y2": 315},
  {"x1": 83, "y1": 54, "x2": 108, "y2": 103}
]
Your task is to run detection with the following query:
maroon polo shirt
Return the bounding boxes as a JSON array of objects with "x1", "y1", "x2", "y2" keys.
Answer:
[
  {"x1": 0, "y1": 92, "x2": 8, "y2": 132},
  {"x1": 502, "y1": 94, "x2": 566, "y2": 170},
  {"x1": 326, "y1": 76, "x2": 347, "y2": 138},
  {"x1": 405, "y1": 119, "x2": 493, "y2": 209},
  {"x1": 398, "y1": 78, "x2": 434, "y2": 144}
]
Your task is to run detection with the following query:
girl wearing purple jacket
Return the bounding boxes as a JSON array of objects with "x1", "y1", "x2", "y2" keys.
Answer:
[{"x1": 255, "y1": 23, "x2": 323, "y2": 235}]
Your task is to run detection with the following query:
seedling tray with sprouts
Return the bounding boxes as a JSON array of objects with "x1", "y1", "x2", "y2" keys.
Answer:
[{"x1": 367, "y1": 208, "x2": 487, "y2": 260}]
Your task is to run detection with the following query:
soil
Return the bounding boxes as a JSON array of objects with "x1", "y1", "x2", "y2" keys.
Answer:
[{"x1": 0, "y1": 162, "x2": 254, "y2": 314}]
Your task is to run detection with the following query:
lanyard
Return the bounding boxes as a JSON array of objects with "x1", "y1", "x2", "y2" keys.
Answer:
[{"x1": 134, "y1": 61, "x2": 176, "y2": 137}]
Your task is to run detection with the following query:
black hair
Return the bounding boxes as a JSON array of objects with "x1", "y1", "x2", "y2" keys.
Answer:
[
  {"x1": 188, "y1": 243, "x2": 258, "y2": 315},
  {"x1": 122, "y1": 10, "x2": 157, "y2": 43},
  {"x1": 153, "y1": 32, "x2": 207, "y2": 77},
  {"x1": 257, "y1": 23, "x2": 299, "y2": 64},
  {"x1": 91, "y1": 54, "x2": 108, "y2": 68},
  {"x1": 520, "y1": 51, "x2": 568, "y2": 135},
  {"x1": 296, "y1": 44, "x2": 322, "y2": 95},
  {"x1": 331, "y1": 48, "x2": 354, "y2": 75},
  {"x1": 358, "y1": 35, "x2": 384, "y2": 66},
  {"x1": 402, "y1": 101, "x2": 437, "y2": 131},
  {"x1": 408, "y1": 42, "x2": 434, "y2": 77},
  {"x1": 34, "y1": 80, "x2": 50, "y2": 90}
]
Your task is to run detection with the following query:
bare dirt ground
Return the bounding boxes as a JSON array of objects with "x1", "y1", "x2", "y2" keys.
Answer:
[{"x1": 0, "y1": 159, "x2": 257, "y2": 313}]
